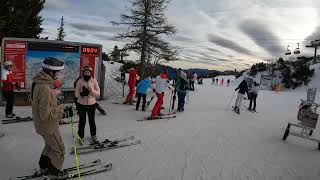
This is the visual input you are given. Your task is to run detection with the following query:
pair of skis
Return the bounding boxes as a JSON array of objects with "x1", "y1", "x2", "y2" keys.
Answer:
[
  {"x1": 11, "y1": 159, "x2": 112, "y2": 180},
  {"x1": 2, "y1": 117, "x2": 78, "y2": 125},
  {"x1": 2, "y1": 117, "x2": 32, "y2": 124},
  {"x1": 137, "y1": 112, "x2": 176, "y2": 121},
  {"x1": 71, "y1": 136, "x2": 141, "y2": 155}
]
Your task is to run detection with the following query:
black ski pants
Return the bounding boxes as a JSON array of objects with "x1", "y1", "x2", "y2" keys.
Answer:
[
  {"x1": 3, "y1": 90, "x2": 14, "y2": 115},
  {"x1": 249, "y1": 93, "x2": 257, "y2": 110},
  {"x1": 136, "y1": 93, "x2": 146, "y2": 111},
  {"x1": 78, "y1": 104, "x2": 96, "y2": 139}
]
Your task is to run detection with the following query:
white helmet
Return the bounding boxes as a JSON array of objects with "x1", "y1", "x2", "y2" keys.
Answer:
[{"x1": 4, "y1": 61, "x2": 13, "y2": 67}]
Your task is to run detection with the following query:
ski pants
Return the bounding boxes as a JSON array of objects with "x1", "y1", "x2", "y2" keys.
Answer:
[
  {"x1": 249, "y1": 93, "x2": 257, "y2": 110},
  {"x1": 125, "y1": 86, "x2": 135, "y2": 103},
  {"x1": 3, "y1": 90, "x2": 14, "y2": 116},
  {"x1": 78, "y1": 104, "x2": 96, "y2": 139},
  {"x1": 40, "y1": 131, "x2": 65, "y2": 170},
  {"x1": 151, "y1": 92, "x2": 164, "y2": 117},
  {"x1": 136, "y1": 93, "x2": 147, "y2": 111},
  {"x1": 234, "y1": 93, "x2": 245, "y2": 109},
  {"x1": 177, "y1": 91, "x2": 186, "y2": 110},
  {"x1": 189, "y1": 81, "x2": 195, "y2": 91}
]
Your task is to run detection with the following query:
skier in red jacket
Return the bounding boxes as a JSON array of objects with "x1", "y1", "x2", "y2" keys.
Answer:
[
  {"x1": 124, "y1": 67, "x2": 137, "y2": 104},
  {"x1": 1, "y1": 61, "x2": 19, "y2": 118}
]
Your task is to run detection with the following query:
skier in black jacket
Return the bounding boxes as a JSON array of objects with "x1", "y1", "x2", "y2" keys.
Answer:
[{"x1": 233, "y1": 80, "x2": 248, "y2": 113}]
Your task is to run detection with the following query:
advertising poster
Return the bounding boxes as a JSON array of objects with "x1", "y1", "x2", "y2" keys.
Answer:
[
  {"x1": 4, "y1": 40, "x2": 26, "y2": 88},
  {"x1": 26, "y1": 42, "x2": 81, "y2": 89}
]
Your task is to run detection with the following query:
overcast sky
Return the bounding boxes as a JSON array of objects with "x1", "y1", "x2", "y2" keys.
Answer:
[{"x1": 41, "y1": 0, "x2": 320, "y2": 71}]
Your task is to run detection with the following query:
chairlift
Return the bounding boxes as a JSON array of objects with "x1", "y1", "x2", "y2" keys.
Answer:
[
  {"x1": 294, "y1": 43, "x2": 300, "y2": 54},
  {"x1": 285, "y1": 45, "x2": 291, "y2": 55}
]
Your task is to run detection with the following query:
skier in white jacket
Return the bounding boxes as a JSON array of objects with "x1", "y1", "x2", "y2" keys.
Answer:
[
  {"x1": 248, "y1": 82, "x2": 260, "y2": 112},
  {"x1": 151, "y1": 72, "x2": 173, "y2": 118}
]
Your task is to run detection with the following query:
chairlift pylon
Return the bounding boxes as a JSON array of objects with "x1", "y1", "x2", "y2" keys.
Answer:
[
  {"x1": 285, "y1": 45, "x2": 291, "y2": 55},
  {"x1": 294, "y1": 43, "x2": 300, "y2": 54}
]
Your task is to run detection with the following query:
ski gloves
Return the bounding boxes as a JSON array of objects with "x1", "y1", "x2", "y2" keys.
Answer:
[
  {"x1": 80, "y1": 86, "x2": 90, "y2": 97},
  {"x1": 63, "y1": 106, "x2": 74, "y2": 119}
]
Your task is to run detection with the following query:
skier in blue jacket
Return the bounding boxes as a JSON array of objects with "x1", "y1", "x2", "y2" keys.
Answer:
[{"x1": 136, "y1": 77, "x2": 152, "y2": 111}]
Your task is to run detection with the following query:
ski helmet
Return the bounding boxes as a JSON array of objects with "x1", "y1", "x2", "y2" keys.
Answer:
[
  {"x1": 42, "y1": 57, "x2": 64, "y2": 79},
  {"x1": 4, "y1": 61, "x2": 13, "y2": 67},
  {"x1": 42, "y1": 57, "x2": 64, "y2": 71},
  {"x1": 82, "y1": 65, "x2": 93, "y2": 75}
]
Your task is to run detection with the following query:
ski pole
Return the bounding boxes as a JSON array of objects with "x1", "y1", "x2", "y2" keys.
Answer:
[
  {"x1": 68, "y1": 113, "x2": 82, "y2": 180},
  {"x1": 226, "y1": 91, "x2": 236, "y2": 111},
  {"x1": 168, "y1": 91, "x2": 173, "y2": 115}
]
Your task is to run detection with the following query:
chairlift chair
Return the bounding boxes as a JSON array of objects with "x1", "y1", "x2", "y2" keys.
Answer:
[
  {"x1": 285, "y1": 45, "x2": 291, "y2": 55},
  {"x1": 294, "y1": 43, "x2": 300, "y2": 54}
]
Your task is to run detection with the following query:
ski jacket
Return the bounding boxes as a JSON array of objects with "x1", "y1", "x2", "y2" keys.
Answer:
[
  {"x1": 155, "y1": 74, "x2": 173, "y2": 94},
  {"x1": 191, "y1": 73, "x2": 198, "y2": 81},
  {"x1": 235, "y1": 80, "x2": 248, "y2": 94},
  {"x1": 75, "y1": 78, "x2": 100, "y2": 105},
  {"x1": 128, "y1": 68, "x2": 137, "y2": 88},
  {"x1": 1, "y1": 68, "x2": 14, "y2": 91},
  {"x1": 31, "y1": 71, "x2": 64, "y2": 135},
  {"x1": 137, "y1": 78, "x2": 151, "y2": 95},
  {"x1": 252, "y1": 85, "x2": 260, "y2": 94}
]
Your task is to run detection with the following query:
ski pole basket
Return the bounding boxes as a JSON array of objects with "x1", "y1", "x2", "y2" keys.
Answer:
[{"x1": 283, "y1": 99, "x2": 320, "y2": 150}]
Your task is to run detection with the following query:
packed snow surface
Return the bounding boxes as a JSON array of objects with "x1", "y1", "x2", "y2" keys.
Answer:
[{"x1": 1, "y1": 78, "x2": 320, "y2": 180}]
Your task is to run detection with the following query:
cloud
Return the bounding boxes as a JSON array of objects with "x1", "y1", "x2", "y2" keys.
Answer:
[
  {"x1": 94, "y1": 34, "x2": 117, "y2": 41},
  {"x1": 172, "y1": 35, "x2": 194, "y2": 43},
  {"x1": 239, "y1": 19, "x2": 284, "y2": 56},
  {"x1": 208, "y1": 34, "x2": 252, "y2": 55},
  {"x1": 305, "y1": 26, "x2": 320, "y2": 42},
  {"x1": 69, "y1": 22, "x2": 127, "y2": 33}
]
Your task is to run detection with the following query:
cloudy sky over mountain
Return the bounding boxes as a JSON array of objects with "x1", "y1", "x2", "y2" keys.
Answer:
[{"x1": 41, "y1": 0, "x2": 320, "y2": 70}]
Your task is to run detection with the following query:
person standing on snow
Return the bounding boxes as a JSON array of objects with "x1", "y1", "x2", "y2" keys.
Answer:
[
  {"x1": 1, "y1": 60, "x2": 19, "y2": 118},
  {"x1": 189, "y1": 72, "x2": 197, "y2": 91},
  {"x1": 248, "y1": 82, "x2": 260, "y2": 112},
  {"x1": 227, "y1": 79, "x2": 230, "y2": 87},
  {"x1": 31, "y1": 57, "x2": 74, "y2": 179},
  {"x1": 220, "y1": 78, "x2": 224, "y2": 86},
  {"x1": 136, "y1": 76, "x2": 152, "y2": 111},
  {"x1": 151, "y1": 72, "x2": 173, "y2": 119},
  {"x1": 233, "y1": 80, "x2": 249, "y2": 114},
  {"x1": 215, "y1": 78, "x2": 218, "y2": 86},
  {"x1": 75, "y1": 66, "x2": 100, "y2": 144},
  {"x1": 175, "y1": 71, "x2": 188, "y2": 112},
  {"x1": 124, "y1": 66, "x2": 137, "y2": 104}
]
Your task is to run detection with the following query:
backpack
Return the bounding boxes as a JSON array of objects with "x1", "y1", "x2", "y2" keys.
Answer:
[{"x1": 179, "y1": 78, "x2": 188, "y2": 91}]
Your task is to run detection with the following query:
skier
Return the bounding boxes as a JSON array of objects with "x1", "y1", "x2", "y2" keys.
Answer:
[
  {"x1": 227, "y1": 79, "x2": 230, "y2": 87},
  {"x1": 233, "y1": 80, "x2": 249, "y2": 114},
  {"x1": 1, "y1": 60, "x2": 19, "y2": 118},
  {"x1": 74, "y1": 76, "x2": 106, "y2": 115},
  {"x1": 136, "y1": 76, "x2": 152, "y2": 111},
  {"x1": 248, "y1": 82, "x2": 260, "y2": 112},
  {"x1": 31, "y1": 57, "x2": 74, "y2": 178},
  {"x1": 215, "y1": 78, "x2": 218, "y2": 86},
  {"x1": 175, "y1": 71, "x2": 188, "y2": 112},
  {"x1": 151, "y1": 72, "x2": 173, "y2": 119},
  {"x1": 75, "y1": 66, "x2": 100, "y2": 144},
  {"x1": 189, "y1": 72, "x2": 197, "y2": 91},
  {"x1": 124, "y1": 66, "x2": 137, "y2": 104},
  {"x1": 220, "y1": 78, "x2": 224, "y2": 86}
]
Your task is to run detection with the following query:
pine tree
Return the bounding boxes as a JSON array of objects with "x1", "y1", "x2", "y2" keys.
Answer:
[
  {"x1": 0, "y1": 0, "x2": 45, "y2": 42},
  {"x1": 113, "y1": 0, "x2": 179, "y2": 78},
  {"x1": 57, "y1": 16, "x2": 66, "y2": 41}
]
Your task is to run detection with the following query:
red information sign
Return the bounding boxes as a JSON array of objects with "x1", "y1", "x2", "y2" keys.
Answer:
[
  {"x1": 4, "y1": 40, "x2": 27, "y2": 88},
  {"x1": 80, "y1": 46, "x2": 100, "y2": 78}
]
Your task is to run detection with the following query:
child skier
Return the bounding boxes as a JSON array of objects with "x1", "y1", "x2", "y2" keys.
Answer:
[
  {"x1": 1, "y1": 60, "x2": 19, "y2": 118},
  {"x1": 248, "y1": 82, "x2": 260, "y2": 112},
  {"x1": 31, "y1": 57, "x2": 74, "y2": 179},
  {"x1": 124, "y1": 67, "x2": 137, "y2": 104},
  {"x1": 233, "y1": 80, "x2": 249, "y2": 114},
  {"x1": 151, "y1": 72, "x2": 173, "y2": 119},
  {"x1": 136, "y1": 76, "x2": 152, "y2": 111},
  {"x1": 75, "y1": 66, "x2": 100, "y2": 144}
]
